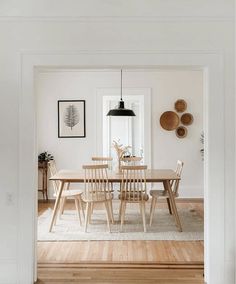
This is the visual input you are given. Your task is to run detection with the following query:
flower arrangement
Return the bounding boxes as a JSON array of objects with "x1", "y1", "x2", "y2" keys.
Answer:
[{"x1": 112, "y1": 139, "x2": 131, "y2": 173}]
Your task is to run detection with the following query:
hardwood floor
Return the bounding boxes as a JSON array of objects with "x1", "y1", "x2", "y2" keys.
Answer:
[{"x1": 37, "y1": 200, "x2": 204, "y2": 283}]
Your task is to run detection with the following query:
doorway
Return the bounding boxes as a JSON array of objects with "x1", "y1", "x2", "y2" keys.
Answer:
[
  {"x1": 36, "y1": 68, "x2": 204, "y2": 278},
  {"x1": 18, "y1": 50, "x2": 226, "y2": 284},
  {"x1": 96, "y1": 87, "x2": 151, "y2": 168}
]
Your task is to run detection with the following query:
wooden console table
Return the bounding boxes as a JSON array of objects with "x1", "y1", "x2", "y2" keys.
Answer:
[{"x1": 38, "y1": 161, "x2": 48, "y2": 201}]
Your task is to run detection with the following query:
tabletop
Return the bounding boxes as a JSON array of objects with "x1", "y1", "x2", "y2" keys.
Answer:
[{"x1": 50, "y1": 169, "x2": 180, "y2": 183}]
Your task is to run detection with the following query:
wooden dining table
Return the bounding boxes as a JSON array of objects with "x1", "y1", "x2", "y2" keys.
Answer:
[{"x1": 49, "y1": 169, "x2": 182, "y2": 232}]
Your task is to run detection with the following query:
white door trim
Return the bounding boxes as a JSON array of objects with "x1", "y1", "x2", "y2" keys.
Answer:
[
  {"x1": 95, "y1": 87, "x2": 152, "y2": 168},
  {"x1": 19, "y1": 50, "x2": 225, "y2": 284}
]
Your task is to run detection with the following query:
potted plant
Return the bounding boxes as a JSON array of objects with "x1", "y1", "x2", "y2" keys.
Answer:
[{"x1": 38, "y1": 151, "x2": 54, "y2": 167}]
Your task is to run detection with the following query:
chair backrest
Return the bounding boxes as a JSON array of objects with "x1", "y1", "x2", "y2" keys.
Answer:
[
  {"x1": 120, "y1": 165, "x2": 147, "y2": 202},
  {"x1": 92, "y1": 157, "x2": 113, "y2": 162},
  {"x1": 83, "y1": 164, "x2": 111, "y2": 202},
  {"x1": 48, "y1": 160, "x2": 60, "y2": 195},
  {"x1": 120, "y1": 156, "x2": 143, "y2": 166},
  {"x1": 171, "y1": 160, "x2": 184, "y2": 196},
  {"x1": 92, "y1": 157, "x2": 113, "y2": 169}
]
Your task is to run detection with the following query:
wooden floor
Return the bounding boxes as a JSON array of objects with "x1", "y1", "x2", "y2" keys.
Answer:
[
  {"x1": 37, "y1": 200, "x2": 204, "y2": 283},
  {"x1": 37, "y1": 267, "x2": 204, "y2": 283}
]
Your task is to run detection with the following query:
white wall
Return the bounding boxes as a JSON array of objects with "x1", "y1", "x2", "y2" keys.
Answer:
[
  {"x1": 36, "y1": 69, "x2": 203, "y2": 199},
  {"x1": 0, "y1": 0, "x2": 234, "y2": 283}
]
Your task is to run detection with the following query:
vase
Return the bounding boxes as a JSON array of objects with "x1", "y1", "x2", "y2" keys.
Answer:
[{"x1": 115, "y1": 157, "x2": 122, "y2": 174}]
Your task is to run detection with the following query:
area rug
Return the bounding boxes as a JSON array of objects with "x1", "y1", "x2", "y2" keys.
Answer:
[{"x1": 38, "y1": 206, "x2": 203, "y2": 241}]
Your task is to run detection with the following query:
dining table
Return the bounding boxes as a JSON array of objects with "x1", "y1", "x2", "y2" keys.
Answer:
[{"x1": 49, "y1": 169, "x2": 182, "y2": 232}]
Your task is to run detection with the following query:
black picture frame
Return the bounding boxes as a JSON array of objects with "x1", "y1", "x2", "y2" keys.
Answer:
[{"x1": 58, "y1": 100, "x2": 86, "y2": 138}]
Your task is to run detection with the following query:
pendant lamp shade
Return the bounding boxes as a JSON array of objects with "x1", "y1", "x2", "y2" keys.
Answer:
[{"x1": 107, "y1": 70, "x2": 136, "y2": 117}]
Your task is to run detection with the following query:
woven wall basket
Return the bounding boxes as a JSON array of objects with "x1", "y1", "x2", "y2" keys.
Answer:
[
  {"x1": 181, "y1": 113, "x2": 194, "y2": 126},
  {"x1": 176, "y1": 126, "x2": 188, "y2": 138},
  {"x1": 174, "y1": 99, "x2": 187, "y2": 113},
  {"x1": 160, "y1": 111, "x2": 180, "y2": 131}
]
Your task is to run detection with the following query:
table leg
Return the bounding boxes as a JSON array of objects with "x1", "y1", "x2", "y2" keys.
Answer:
[
  {"x1": 49, "y1": 181, "x2": 65, "y2": 232},
  {"x1": 163, "y1": 180, "x2": 182, "y2": 232},
  {"x1": 45, "y1": 168, "x2": 48, "y2": 201},
  {"x1": 42, "y1": 169, "x2": 45, "y2": 200}
]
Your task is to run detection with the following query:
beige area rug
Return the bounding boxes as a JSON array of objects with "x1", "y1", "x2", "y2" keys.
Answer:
[{"x1": 38, "y1": 205, "x2": 204, "y2": 241}]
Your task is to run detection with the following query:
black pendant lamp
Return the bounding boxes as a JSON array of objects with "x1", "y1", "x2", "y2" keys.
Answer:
[{"x1": 107, "y1": 70, "x2": 136, "y2": 116}]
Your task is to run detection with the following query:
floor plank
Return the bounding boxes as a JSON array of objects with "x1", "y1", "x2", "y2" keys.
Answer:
[{"x1": 36, "y1": 267, "x2": 204, "y2": 284}]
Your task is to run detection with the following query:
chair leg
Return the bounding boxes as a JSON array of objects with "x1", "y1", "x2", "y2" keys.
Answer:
[
  {"x1": 54, "y1": 198, "x2": 64, "y2": 225},
  {"x1": 89, "y1": 202, "x2": 93, "y2": 223},
  {"x1": 59, "y1": 197, "x2": 67, "y2": 219},
  {"x1": 166, "y1": 198, "x2": 173, "y2": 215},
  {"x1": 61, "y1": 197, "x2": 67, "y2": 215},
  {"x1": 118, "y1": 201, "x2": 122, "y2": 221},
  {"x1": 108, "y1": 200, "x2": 114, "y2": 224},
  {"x1": 78, "y1": 195, "x2": 85, "y2": 219},
  {"x1": 141, "y1": 202, "x2": 147, "y2": 233},
  {"x1": 104, "y1": 201, "x2": 111, "y2": 233},
  {"x1": 149, "y1": 197, "x2": 157, "y2": 226},
  {"x1": 59, "y1": 197, "x2": 66, "y2": 218},
  {"x1": 120, "y1": 201, "x2": 126, "y2": 232},
  {"x1": 74, "y1": 198, "x2": 82, "y2": 226},
  {"x1": 118, "y1": 200, "x2": 126, "y2": 222},
  {"x1": 149, "y1": 197, "x2": 153, "y2": 222},
  {"x1": 84, "y1": 203, "x2": 90, "y2": 233}
]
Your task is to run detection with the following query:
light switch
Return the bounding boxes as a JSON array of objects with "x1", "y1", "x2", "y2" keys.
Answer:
[{"x1": 6, "y1": 193, "x2": 14, "y2": 206}]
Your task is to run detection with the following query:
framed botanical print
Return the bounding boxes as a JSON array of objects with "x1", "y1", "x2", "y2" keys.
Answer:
[{"x1": 58, "y1": 100, "x2": 86, "y2": 138}]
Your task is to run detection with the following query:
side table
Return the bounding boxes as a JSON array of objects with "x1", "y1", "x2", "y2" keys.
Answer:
[{"x1": 38, "y1": 161, "x2": 48, "y2": 201}]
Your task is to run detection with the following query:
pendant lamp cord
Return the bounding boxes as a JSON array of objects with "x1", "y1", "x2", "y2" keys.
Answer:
[{"x1": 120, "y1": 69, "x2": 123, "y2": 101}]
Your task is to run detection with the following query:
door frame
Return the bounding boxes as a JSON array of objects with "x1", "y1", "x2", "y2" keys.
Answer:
[
  {"x1": 18, "y1": 51, "x2": 225, "y2": 284},
  {"x1": 95, "y1": 87, "x2": 152, "y2": 168}
]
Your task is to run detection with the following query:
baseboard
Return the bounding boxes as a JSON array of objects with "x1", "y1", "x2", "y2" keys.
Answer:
[
  {"x1": 38, "y1": 199, "x2": 54, "y2": 203},
  {"x1": 175, "y1": 198, "x2": 203, "y2": 203}
]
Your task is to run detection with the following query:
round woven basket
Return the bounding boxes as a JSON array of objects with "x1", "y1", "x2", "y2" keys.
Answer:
[
  {"x1": 181, "y1": 113, "x2": 194, "y2": 126},
  {"x1": 176, "y1": 126, "x2": 188, "y2": 138},
  {"x1": 160, "y1": 111, "x2": 180, "y2": 131},
  {"x1": 174, "y1": 99, "x2": 187, "y2": 113}
]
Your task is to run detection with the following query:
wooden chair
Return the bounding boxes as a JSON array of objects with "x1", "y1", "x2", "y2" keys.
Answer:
[
  {"x1": 82, "y1": 164, "x2": 114, "y2": 232},
  {"x1": 119, "y1": 165, "x2": 149, "y2": 232},
  {"x1": 120, "y1": 156, "x2": 143, "y2": 165},
  {"x1": 91, "y1": 157, "x2": 114, "y2": 216},
  {"x1": 48, "y1": 160, "x2": 84, "y2": 225},
  {"x1": 149, "y1": 160, "x2": 184, "y2": 226},
  {"x1": 118, "y1": 157, "x2": 143, "y2": 193},
  {"x1": 92, "y1": 157, "x2": 113, "y2": 183},
  {"x1": 120, "y1": 157, "x2": 143, "y2": 187},
  {"x1": 92, "y1": 156, "x2": 113, "y2": 166}
]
